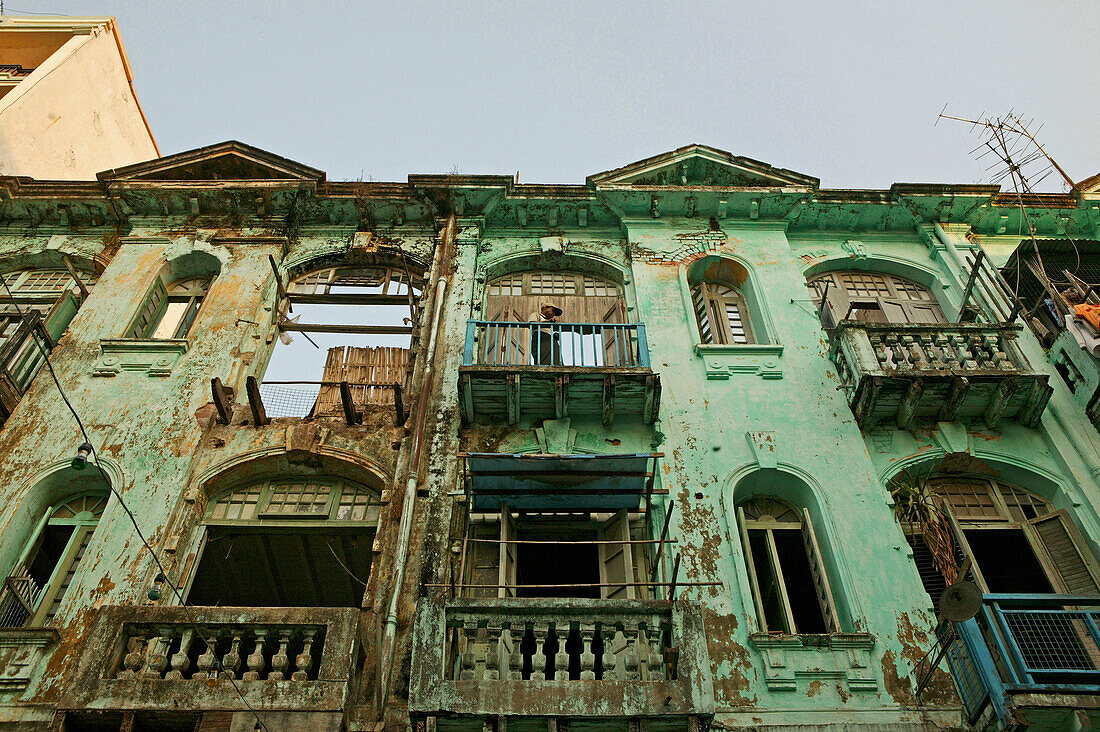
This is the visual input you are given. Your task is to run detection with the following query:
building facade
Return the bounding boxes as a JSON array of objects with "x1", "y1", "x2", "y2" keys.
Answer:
[{"x1": 0, "y1": 27, "x2": 1099, "y2": 729}]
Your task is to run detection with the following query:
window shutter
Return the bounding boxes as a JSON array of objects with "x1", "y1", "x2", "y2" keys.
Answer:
[
  {"x1": 598, "y1": 509, "x2": 635, "y2": 599},
  {"x1": 128, "y1": 276, "x2": 167, "y2": 338},
  {"x1": 467, "y1": 525, "x2": 500, "y2": 599},
  {"x1": 498, "y1": 505, "x2": 517, "y2": 599},
  {"x1": 691, "y1": 284, "x2": 714, "y2": 344},
  {"x1": 737, "y1": 506, "x2": 768, "y2": 631},
  {"x1": 820, "y1": 277, "x2": 851, "y2": 329},
  {"x1": 1028, "y1": 510, "x2": 1100, "y2": 594},
  {"x1": 801, "y1": 508, "x2": 841, "y2": 633},
  {"x1": 940, "y1": 500, "x2": 990, "y2": 592}
]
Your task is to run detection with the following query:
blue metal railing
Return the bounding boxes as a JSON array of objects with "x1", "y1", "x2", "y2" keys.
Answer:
[
  {"x1": 950, "y1": 594, "x2": 1100, "y2": 725},
  {"x1": 463, "y1": 320, "x2": 650, "y2": 369}
]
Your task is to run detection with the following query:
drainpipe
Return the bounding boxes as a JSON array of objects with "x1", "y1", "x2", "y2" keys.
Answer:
[{"x1": 376, "y1": 215, "x2": 455, "y2": 718}]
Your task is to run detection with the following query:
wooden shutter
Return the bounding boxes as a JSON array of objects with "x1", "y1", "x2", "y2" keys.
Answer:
[
  {"x1": 498, "y1": 506, "x2": 517, "y2": 599},
  {"x1": 691, "y1": 284, "x2": 714, "y2": 344},
  {"x1": 940, "y1": 501, "x2": 990, "y2": 592},
  {"x1": 630, "y1": 522, "x2": 652, "y2": 600},
  {"x1": 127, "y1": 276, "x2": 167, "y2": 338},
  {"x1": 1028, "y1": 510, "x2": 1100, "y2": 594},
  {"x1": 467, "y1": 524, "x2": 500, "y2": 599},
  {"x1": 801, "y1": 508, "x2": 841, "y2": 633},
  {"x1": 737, "y1": 506, "x2": 769, "y2": 631},
  {"x1": 820, "y1": 276, "x2": 852, "y2": 329},
  {"x1": 598, "y1": 509, "x2": 635, "y2": 599}
]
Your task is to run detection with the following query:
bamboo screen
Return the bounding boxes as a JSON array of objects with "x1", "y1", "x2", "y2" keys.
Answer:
[{"x1": 315, "y1": 346, "x2": 408, "y2": 414}]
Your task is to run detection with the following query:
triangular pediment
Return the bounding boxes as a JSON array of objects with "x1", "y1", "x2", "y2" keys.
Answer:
[
  {"x1": 588, "y1": 144, "x2": 818, "y2": 189},
  {"x1": 98, "y1": 141, "x2": 325, "y2": 183}
]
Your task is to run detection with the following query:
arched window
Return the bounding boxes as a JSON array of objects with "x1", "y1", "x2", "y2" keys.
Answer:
[
  {"x1": 688, "y1": 258, "x2": 757, "y2": 345},
  {"x1": 188, "y1": 475, "x2": 381, "y2": 607},
  {"x1": 0, "y1": 492, "x2": 106, "y2": 627},
  {"x1": 127, "y1": 276, "x2": 213, "y2": 339},
  {"x1": 809, "y1": 271, "x2": 944, "y2": 326},
  {"x1": 896, "y1": 475, "x2": 1100, "y2": 608},
  {"x1": 737, "y1": 496, "x2": 839, "y2": 633}
]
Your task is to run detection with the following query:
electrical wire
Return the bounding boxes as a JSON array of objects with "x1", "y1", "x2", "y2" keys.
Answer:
[{"x1": 0, "y1": 272, "x2": 271, "y2": 732}]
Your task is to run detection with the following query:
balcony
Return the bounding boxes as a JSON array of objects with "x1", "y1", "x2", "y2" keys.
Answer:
[
  {"x1": 459, "y1": 320, "x2": 660, "y2": 425},
  {"x1": 0, "y1": 311, "x2": 53, "y2": 427},
  {"x1": 60, "y1": 605, "x2": 360, "y2": 717},
  {"x1": 829, "y1": 322, "x2": 1051, "y2": 430},
  {"x1": 929, "y1": 594, "x2": 1100, "y2": 728},
  {"x1": 409, "y1": 597, "x2": 713, "y2": 730}
]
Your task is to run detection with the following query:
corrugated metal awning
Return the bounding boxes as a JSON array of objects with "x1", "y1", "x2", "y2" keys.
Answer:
[{"x1": 462, "y1": 452, "x2": 659, "y2": 512}]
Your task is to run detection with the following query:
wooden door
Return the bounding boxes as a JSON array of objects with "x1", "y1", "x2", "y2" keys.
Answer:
[{"x1": 598, "y1": 509, "x2": 635, "y2": 600}]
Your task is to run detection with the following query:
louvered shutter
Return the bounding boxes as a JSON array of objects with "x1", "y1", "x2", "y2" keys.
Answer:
[
  {"x1": 467, "y1": 524, "x2": 500, "y2": 599},
  {"x1": 940, "y1": 500, "x2": 990, "y2": 592},
  {"x1": 801, "y1": 508, "x2": 841, "y2": 633},
  {"x1": 498, "y1": 505, "x2": 517, "y2": 598},
  {"x1": 127, "y1": 276, "x2": 168, "y2": 338},
  {"x1": 737, "y1": 505, "x2": 768, "y2": 631},
  {"x1": 1028, "y1": 510, "x2": 1100, "y2": 594},
  {"x1": 598, "y1": 509, "x2": 635, "y2": 599},
  {"x1": 691, "y1": 284, "x2": 714, "y2": 344}
]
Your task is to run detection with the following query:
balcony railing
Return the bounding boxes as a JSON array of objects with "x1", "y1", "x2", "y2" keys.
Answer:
[
  {"x1": 61, "y1": 606, "x2": 360, "y2": 713},
  {"x1": 829, "y1": 321, "x2": 1051, "y2": 429},
  {"x1": 409, "y1": 597, "x2": 713, "y2": 725},
  {"x1": 459, "y1": 320, "x2": 660, "y2": 424},
  {"x1": 934, "y1": 594, "x2": 1100, "y2": 726}
]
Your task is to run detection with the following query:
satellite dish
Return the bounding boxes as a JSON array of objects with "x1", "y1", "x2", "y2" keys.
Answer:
[{"x1": 939, "y1": 581, "x2": 982, "y2": 622}]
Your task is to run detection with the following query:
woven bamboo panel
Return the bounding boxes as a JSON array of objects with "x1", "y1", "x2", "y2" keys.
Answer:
[{"x1": 315, "y1": 346, "x2": 408, "y2": 415}]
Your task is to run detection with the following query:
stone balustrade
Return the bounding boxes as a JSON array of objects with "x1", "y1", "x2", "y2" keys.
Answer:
[
  {"x1": 61, "y1": 606, "x2": 359, "y2": 714},
  {"x1": 115, "y1": 623, "x2": 322, "y2": 682},
  {"x1": 449, "y1": 601, "x2": 671, "y2": 682},
  {"x1": 410, "y1": 597, "x2": 714, "y2": 724},
  {"x1": 830, "y1": 322, "x2": 1050, "y2": 429}
]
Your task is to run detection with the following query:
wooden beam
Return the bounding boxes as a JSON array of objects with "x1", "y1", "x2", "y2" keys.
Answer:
[
  {"x1": 643, "y1": 374, "x2": 659, "y2": 424},
  {"x1": 984, "y1": 377, "x2": 1015, "y2": 429},
  {"x1": 1020, "y1": 380, "x2": 1052, "y2": 428},
  {"x1": 506, "y1": 374, "x2": 519, "y2": 425},
  {"x1": 392, "y1": 383, "x2": 406, "y2": 425},
  {"x1": 210, "y1": 378, "x2": 234, "y2": 425},
  {"x1": 280, "y1": 323, "x2": 413, "y2": 335},
  {"x1": 340, "y1": 381, "x2": 362, "y2": 425},
  {"x1": 245, "y1": 375, "x2": 270, "y2": 426},
  {"x1": 852, "y1": 379, "x2": 876, "y2": 430},
  {"x1": 602, "y1": 375, "x2": 615, "y2": 426},
  {"x1": 60, "y1": 255, "x2": 89, "y2": 299},
  {"x1": 554, "y1": 375, "x2": 566, "y2": 419},
  {"x1": 939, "y1": 376, "x2": 969, "y2": 422},
  {"x1": 460, "y1": 373, "x2": 474, "y2": 425},
  {"x1": 896, "y1": 379, "x2": 922, "y2": 430},
  {"x1": 289, "y1": 293, "x2": 411, "y2": 306}
]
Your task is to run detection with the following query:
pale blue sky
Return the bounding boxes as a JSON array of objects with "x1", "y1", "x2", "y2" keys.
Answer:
[{"x1": 19, "y1": 1, "x2": 1100, "y2": 189}]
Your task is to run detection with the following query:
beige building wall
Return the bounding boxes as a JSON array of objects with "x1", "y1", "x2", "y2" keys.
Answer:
[{"x1": 0, "y1": 17, "x2": 158, "y2": 180}]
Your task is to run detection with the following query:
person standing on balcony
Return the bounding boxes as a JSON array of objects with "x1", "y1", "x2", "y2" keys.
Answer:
[{"x1": 528, "y1": 303, "x2": 563, "y2": 365}]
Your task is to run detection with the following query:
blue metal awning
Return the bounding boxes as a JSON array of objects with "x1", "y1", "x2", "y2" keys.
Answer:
[{"x1": 462, "y1": 453, "x2": 660, "y2": 512}]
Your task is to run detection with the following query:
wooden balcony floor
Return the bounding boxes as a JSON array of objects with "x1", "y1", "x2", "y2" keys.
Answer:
[{"x1": 459, "y1": 366, "x2": 660, "y2": 425}]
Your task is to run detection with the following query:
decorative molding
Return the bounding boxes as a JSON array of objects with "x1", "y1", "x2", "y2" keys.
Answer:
[
  {"x1": 694, "y1": 343, "x2": 783, "y2": 379},
  {"x1": 749, "y1": 632, "x2": 877, "y2": 692},
  {"x1": 841, "y1": 239, "x2": 868, "y2": 260},
  {"x1": 535, "y1": 418, "x2": 576, "y2": 454},
  {"x1": 93, "y1": 339, "x2": 188, "y2": 377},
  {"x1": 0, "y1": 628, "x2": 59, "y2": 690}
]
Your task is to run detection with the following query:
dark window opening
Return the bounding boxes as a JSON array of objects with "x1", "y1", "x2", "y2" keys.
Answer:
[
  {"x1": 515, "y1": 524, "x2": 600, "y2": 599},
  {"x1": 27, "y1": 525, "x2": 74, "y2": 588},
  {"x1": 965, "y1": 528, "x2": 1054, "y2": 594},
  {"x1": 773, "y1": 529, "x2": 827, "y2": 634},
  {"x1": 749, "y1": 530, "x2": 787, "y2": 632},
  {"x1": 188, "y1": 528, "x2": 372, "y2": 607}
]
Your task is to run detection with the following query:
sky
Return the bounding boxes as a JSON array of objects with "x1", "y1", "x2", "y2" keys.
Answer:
[{"x1": 16, "y1": 0, "x2": 1100, "y2": 190}]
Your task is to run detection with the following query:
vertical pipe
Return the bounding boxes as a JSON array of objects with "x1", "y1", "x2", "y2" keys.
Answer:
[{"x1": 377, "y1": 215, "x2": 454, "y2": 716}]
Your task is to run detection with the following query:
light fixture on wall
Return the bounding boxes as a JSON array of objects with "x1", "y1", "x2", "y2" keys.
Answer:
[{"x1": 71, "y1": 442, "x2": 93, "y2": 471}]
